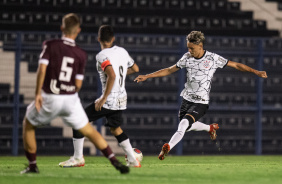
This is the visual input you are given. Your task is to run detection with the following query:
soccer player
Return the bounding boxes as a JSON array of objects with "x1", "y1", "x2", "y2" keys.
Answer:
[
  {"x1": 134, "y1": 31, "x2": 267, "y2": 160},
  {"x1": 59, "y1": 25, "x2": 141, "y2": 168},
  {"x1": 20, "y1": 13, "x2": 129, "y2": 174}
]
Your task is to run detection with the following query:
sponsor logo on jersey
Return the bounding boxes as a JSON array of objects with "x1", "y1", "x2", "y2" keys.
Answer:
[{"x1": 218, "y1": 57, "x2": 226, "y2": 63}]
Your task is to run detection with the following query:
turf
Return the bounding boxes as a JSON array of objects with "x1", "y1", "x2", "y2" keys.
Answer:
[{"x1": 0, "y1": 155, "x2": 281, "y2": 184}]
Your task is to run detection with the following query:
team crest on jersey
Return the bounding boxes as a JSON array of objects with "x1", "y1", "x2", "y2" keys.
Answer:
[{"x1": 203, "y1": 60, "x2": 210, "y2": 68}]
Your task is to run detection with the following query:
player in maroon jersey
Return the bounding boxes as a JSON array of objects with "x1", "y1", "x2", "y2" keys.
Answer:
[{"x1": 21, "y1": 13, "x2": 129, "y2": 174}]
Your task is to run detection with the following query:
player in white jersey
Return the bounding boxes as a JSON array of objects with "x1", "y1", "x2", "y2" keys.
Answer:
[
  {"x1": 59, "y1": 25, "x2": 141, "y2": 168},
  {"x1": 21, "y1": 14, "x2": 129, "y2": 174},
  {"x1": 134, "y1": 31, "x2": 267, "y2": 160},
  {"x1": 95, "y1": 44, "x2": 132, "y2": 110}
]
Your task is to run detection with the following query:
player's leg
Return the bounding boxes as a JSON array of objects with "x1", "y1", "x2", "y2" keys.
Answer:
[
  {"x1": 20, "y1": 95, "x2": 57, "y2": 174},
  {"x1": 182, "y1": 102, "x2": 218, "y2": 140},
  {"x1": 58, "y1": 129, "x2": 85, "y2": 167},
  {"x1": 159, "y1": 100, "x2": 211, "y2": 160},
  {"x1": 187, "y1": 121, "x2": 209, "y2": 132},
  {"x1": 62, "y1": 97, "x2": 129, "y2": 174},
  {"x1": 78, "y1": 123, "x2": 129, "y2": 174},
  {"x1": 159, "y1": 114, "x2": 194, "y2": 160},
  {"x1": 59, "y1": 102, "x2": 104, "y2": 167},
  {"x1": 187, "y1": 121, "x2": 219, "y2": 140},
  {"x1": 21, "y1": 117, "x2": 39, "y2": 174},
  {"x1": 168, "y1": 115, "x2": 194, "y2": 150},
  {"x1": 72, "y1": 130, "x2": 85, "y2": 159},
  {"x1": 111, "y1": 126, "x2": 141, "y2": 167},
  {"x1": 159, "y1": 99, "x2": 193, "y2": 160},
  {"x1": 106, "y1": 110, "x2": 141, "y2": 167}
]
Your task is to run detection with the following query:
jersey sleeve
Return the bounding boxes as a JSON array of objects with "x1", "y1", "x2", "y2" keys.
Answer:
[
  {"x1": 122, "y1": 48, "x2": 134, "y2": 68},
  {"x1": 96, "y1": 53, "x2": 112, "y2": 71},
  {"x1": 214, "y1": 53, "x2": 228, "y2": 68},
  {"x1": 39, "y1": 41, "x2": 50, "y2": 65},
  {"x1": 176, "y1": 53, "x2": 188, "y2": 69},
  {"x1": 127, "y1": 56, "x2": 135, "y2": 68}
]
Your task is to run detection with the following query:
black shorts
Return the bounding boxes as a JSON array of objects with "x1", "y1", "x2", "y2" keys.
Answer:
[
  {"x1": 84, "y1": 102, "x2": 123, "y2": 128},
  {"x1": 178, "y1": 98, "x2": 209, "y2": 122}
]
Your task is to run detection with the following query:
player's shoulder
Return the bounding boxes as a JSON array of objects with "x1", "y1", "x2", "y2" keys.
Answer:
[
  {"x1": 96, "y1": 49, "x2": 107, "y2": 62},
  {"x1": 106, "y1": 45, "x2": 127, "y2": 53},
  {"x1": 181, "y1": 52, "x2": 193, "y2": 60},
  {"x1": 74, "y1": 44, "x2": 87, "y2": 55},
  {"x1": 42, "y1": 38, "x2": 61, "y2": 46},
  {"x1": 96, "y1": 49, "x2": 105, "y2": 57},
  {"x1": 204, "y1": 50, "x2": 221, "y2": 59},
  {"x1": 205, "y1": 50, "x2": 215, "y2": 56},
  {"x1": 97, "y1": 45, "x2": 127, "y2": 56},
  {"x1": 113, "y1": 45, "x2": 127, "y2": 52}
]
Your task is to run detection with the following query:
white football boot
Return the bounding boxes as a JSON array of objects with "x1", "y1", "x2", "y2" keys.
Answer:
[
  {"x1": 59, "y1": 156, "x2": 85, "y2": 167},
  {"x1": 126, "y1": 159, "x2": 141, "y2": 168}
]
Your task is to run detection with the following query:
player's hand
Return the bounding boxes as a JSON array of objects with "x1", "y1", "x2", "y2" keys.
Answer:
[
  {"x1": 134, "y1": 75, "x2": 148, "y2": 83},
  {"x1": 35, "y1": 94, "x2": 43, "y2": 112},
  {"x1": 257, "y1": 71, "x2": 268, "y2": 78},
  {"x1": 95, "y1": 97, "x2": 107, "y2": 111}
]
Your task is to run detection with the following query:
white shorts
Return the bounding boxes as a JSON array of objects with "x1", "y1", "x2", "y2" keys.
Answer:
[{"x1": 26, "y1": 92, "x2": 88, "y2": 130}]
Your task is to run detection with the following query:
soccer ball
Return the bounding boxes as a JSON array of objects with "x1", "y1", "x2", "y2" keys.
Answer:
[{"x1": 125, "y1": 148, "x2": 143, "y2": 162}]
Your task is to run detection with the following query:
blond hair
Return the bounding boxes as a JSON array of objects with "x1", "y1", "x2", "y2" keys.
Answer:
[
  {"x1": 186, "y1": 31, "x2": 205, "y2": 45},
  {"x1": 61, "y1": 13, "x2": 80, "y2": 35}
]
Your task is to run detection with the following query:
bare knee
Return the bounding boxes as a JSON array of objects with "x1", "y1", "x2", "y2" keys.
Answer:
[
  {"x1": 79, "y1": 123, "x2": 94, "y2": 137},
  {"x1": 110, "y1": 127, "x2": 123, "y2": 136},
  {"x1": 23, "y1": 117, "x2": 35, "y2": 133}
]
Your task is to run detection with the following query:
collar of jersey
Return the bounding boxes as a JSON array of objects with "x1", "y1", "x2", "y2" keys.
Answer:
[
  {"x1": 62, "y1": 36, "x2": 75, "y2": 44},
  {"x1": 194, "y1": 50, "x2": 206, "y2": 60}
]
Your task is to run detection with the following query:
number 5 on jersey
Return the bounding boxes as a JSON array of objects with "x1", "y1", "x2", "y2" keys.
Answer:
[{"x1": 59, "y1": 56, "x2": 74, "y2": 82}]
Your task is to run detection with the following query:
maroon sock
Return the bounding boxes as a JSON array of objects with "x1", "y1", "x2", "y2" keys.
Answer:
[
  {"x1": 101, "y1": 146, "x2": 118, "y2": 165},
  {"x1": 25, "y1": 150, "x2": 37, "y2": 169}
]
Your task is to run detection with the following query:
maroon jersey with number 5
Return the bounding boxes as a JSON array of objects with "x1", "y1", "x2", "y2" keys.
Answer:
[{"x1": 39, "y1": 37, "x2": 87, "y2": 95}]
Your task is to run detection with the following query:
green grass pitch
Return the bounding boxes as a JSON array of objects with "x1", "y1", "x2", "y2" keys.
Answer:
[{"x1": 0, "y1": 155, "x2": 282, "y2": 184}]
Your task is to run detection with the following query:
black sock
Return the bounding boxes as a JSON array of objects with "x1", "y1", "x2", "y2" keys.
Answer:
[{"x1": 115, "y1": 132, "x2": 128, "y2": 143}]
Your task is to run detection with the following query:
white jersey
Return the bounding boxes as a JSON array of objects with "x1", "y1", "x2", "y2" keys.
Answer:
[
  {"x1": 176, "y1": 50, "x2": 228, "y2": 104},
  {"x1": 96, "y1": 45, "x2": 134, "y2": 110}
]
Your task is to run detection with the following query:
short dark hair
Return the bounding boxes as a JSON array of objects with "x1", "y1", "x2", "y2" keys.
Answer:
[
  {"x1": 62, "y1": 13, "x2": 80, "y2": 35},
  {"x1": 186, "y1": 31, "x2": 205, "y2": 45},
  {"x1": 98, "y1": 25, "x2": 114, "y2": 42}
]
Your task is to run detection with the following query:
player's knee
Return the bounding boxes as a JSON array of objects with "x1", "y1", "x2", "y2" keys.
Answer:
[
  {"x1": 115, "y1": 132, "x2": 128, "y2": 143},
  {"x1": 23, "y1": 117, "x2": 35, "y2": 131},
  {"x1": 110, "y1": 126, "x2": 123, "y2": 136},
  {"x1": 183, "y1": 114, "x2": 195, "y2": 131},
  {"x1": 184, "y1": 114, "x2": 195, "y2": 123},
  {"x1": 77, "y1": 123, "x2": 93, "y2": 138},
  {"x1": 73, "y1": 129, "x2": 84, "y2": 139},
  {"x1": 178, "y1": 119, "x2": 189, "y2": 133}
]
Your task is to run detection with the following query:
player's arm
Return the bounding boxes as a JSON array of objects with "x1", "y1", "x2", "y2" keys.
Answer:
[
  {"x1": 75, "y1": 79, "x2": 83, "y2": 92},
  {"x1": 35, "y1": 63, "x2": 47, "y2": 112},
  {"x1": 134, "y1": 64, "x2": 179, "y2": 83},
  {"x1": 127, "y1": 63, "x2": 139, "y2": 75},
  {"x1": 76, "y1": 53, "x2": 87, "y2": 92},
  {"x1": 95, "y1": 65, "x2": 116, "y2": 111},
  {"x1": 227, "y1": 61, "x2": 267, "y2": 78}
]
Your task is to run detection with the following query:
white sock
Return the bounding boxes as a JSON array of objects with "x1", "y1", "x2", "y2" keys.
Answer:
[
  {"x1": 119, "y1": 139, "x2": 136, "y2": 163},
  {"x1": 187, "y1": 121, "x2": 210, "y2": 132},
  {"x1": 73, "y1": 137, "x2": 85, "y2": 159},
  {"x1": 168, "y1": 119, "x2": 189, "y2": 150}
]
